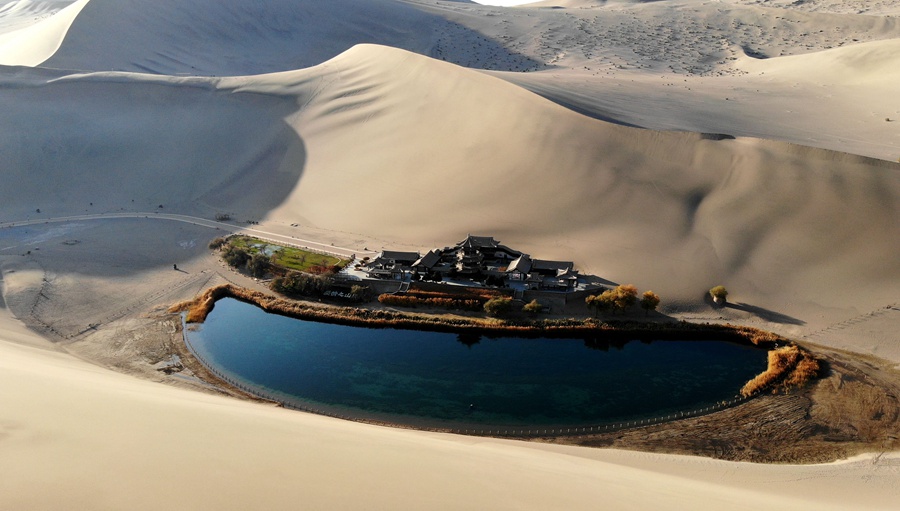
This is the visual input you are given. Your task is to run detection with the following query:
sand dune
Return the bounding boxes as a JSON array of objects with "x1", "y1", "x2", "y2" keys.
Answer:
[
  {"x1": 253, "y1": 45, "x2": 899, "y2": 343},
  {"x1": 34, "y1": 0, "x2": 539, "y2": 75},
  {"x1": 2, "y1": 323, "x2": 897, "y2": 511},
  {"x1": 0, "y1": 0, "x2": 898, "y2": 508},
  {"x1": 0, "y1": 66, "x2": 305, "y2": 220},
  {"x1": 2, "y1": 43, "x2": 897, "y2": 351},
  {"x1": 496, "y1": 36, "x2": 900, "y2": 160},
  {"x1": 411, "y1": 0, "x2": 900, "y2": 158},
  {"x1": 7, "y1": 0, "x2": 898, "y2": 156},
  {"x1": 0, "y1": 0, "x2": 87, "y2": 65}
]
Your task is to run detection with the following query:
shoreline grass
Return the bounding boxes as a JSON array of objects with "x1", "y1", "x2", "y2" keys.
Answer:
[{"x1": 740, "y1": 345, "x2": 822, "y2": 397}]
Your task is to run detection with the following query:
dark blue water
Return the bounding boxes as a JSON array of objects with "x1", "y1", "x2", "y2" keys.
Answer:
[{"x1": 185, "y1": 298, "x2": 767, "y2": 429}]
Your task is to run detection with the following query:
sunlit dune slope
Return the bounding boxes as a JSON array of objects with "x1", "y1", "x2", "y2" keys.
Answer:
[
  {"x1": 2, "y1": 323, "x2": 897, "y2": 511},
  {"x1": 261, "y1": 45, "x2": 899, "y2": 321},
  {"x1": 497, "y1": 36, "x2": 900, "y2": 161},
  {"x1": 0, "y1": 0, "x2": 87, "y2": 65},
  {"x1": 3, "y1": 44, "x2": 895, "y2": 332}
]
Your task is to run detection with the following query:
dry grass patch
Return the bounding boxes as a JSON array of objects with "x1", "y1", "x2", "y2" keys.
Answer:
[
  {"x1": 168, "y1": 285, "x2": 231, "y2": 323},
  {"x1": 741, "y1": 345, "x2": 822, "y2": 397}
]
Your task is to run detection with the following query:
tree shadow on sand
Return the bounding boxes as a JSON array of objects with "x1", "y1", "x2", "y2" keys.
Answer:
[{"x1": 725, "y1": 302, "x2": 806, "y2": 326}]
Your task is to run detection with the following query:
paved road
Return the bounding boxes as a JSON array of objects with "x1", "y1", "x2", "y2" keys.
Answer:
[{"x1": 0, "y1": 212, "x2": 375, "y2": 259}]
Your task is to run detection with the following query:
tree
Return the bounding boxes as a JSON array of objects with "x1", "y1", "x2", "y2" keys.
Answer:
[
  {"x1": 271, "y1": 270, "x2": 331, "y2": 298},
  {"x1": 208, "y1": 236, "x2": 227, "y2": 250},
  {"x1": 484, "y1": 296, "x2": 513, "y2": 317},
  {"x1": 247, "y1": 253, "x2": 271, "y2": 278},
  {"x1": 349, "y1": 285, "x2": 370, "y2": 302},
  {"x1": 709, "y1": 285, "x2": 728, "y2": 305},
  {"x1": 222, "y1": 246, "x2": 250, "y2": 268},
  {"x1": 640, "y1": 290, "x2": 660, "y2": 316},
  {"x1": 585, "y1": 289, "x2": 615, "y2": 317},
  {"x1": 522, "y1": 299, "x2": 543, "y2": 315},
  {"x1": 612, "y1": 284, "x2": 638, "y2": 314}
]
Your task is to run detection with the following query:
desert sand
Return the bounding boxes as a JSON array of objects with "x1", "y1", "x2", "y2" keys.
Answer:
[{"x1": 0, "y1": 0, "x2": 898, "y2": 508}]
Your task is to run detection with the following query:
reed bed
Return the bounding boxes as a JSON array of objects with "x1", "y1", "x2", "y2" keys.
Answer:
[
  {"x1": 406, "y1": 286, "x2": 502, "y2": 300},
  {"x1": 740, "y1": 345, "x2": 822, "y2": 397},
  {"x1": 378, "y1": 294, "x2": 484, "y2": 311}
]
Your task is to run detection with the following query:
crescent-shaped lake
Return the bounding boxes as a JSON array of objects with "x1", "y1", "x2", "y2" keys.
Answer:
[{"x1": 184, "y1": 298, "x2": 767, "y2": 430}]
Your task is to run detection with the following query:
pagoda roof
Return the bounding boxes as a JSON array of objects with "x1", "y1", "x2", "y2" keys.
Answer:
[{"x1": 456, "y1": 235, "x2": 499, "y2": 249}]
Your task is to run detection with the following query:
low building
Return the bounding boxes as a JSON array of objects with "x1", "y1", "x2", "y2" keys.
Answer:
[
  {"x1": 364, "y1": 250, "x2": 421, "y2": 279},
  {"x1": 362, "y1": 235, "x2": 592, "y2": 294}
]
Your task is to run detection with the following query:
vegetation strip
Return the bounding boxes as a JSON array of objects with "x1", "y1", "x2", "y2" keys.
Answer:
[{"x1": 170, "y1": 284, "x2": 822, "y2": 398}]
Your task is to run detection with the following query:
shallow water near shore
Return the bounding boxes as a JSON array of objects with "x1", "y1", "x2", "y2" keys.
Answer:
[{"x1": 185, "y1": 298, "x2": 768, "y2": 429}]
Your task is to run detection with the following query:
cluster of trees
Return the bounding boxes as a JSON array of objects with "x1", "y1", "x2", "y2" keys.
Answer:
[
  {"x1": 585, "y1": 284, "x2": 660, "y2": 316},
  {"x1": 271, "y1": 270, "x2": 334, "y2": 298},
  {"x1": 270, "y1": 271, "x2": 369, "y2": 302},
  {"x1": 220, "y1": 245, "x2": 270, "y2": 278},
  {"x1": 210, "y1": 235, "x2": 366, "y2": 302}
]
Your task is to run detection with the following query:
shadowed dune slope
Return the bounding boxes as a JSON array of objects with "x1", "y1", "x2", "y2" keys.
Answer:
[
  {"x1": 35, "y1": 0, "x2": 538, "y2": 75},
  {"x1": 0, "y1": 67, "x2": 306, "y2": 220}
]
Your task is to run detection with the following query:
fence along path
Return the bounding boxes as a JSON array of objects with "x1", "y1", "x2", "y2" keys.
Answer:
[{"x1": 181, "y1": 321, "x2": 755, "y2": 438}]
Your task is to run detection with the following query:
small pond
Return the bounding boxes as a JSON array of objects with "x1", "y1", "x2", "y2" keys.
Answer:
[{"x1": 184, "y1": 298, "x2": 767, "y2": 430}]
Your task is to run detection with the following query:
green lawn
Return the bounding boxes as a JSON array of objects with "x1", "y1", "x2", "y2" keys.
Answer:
[
  {"x1": 272, "y1": 246, "x2": 346, "y2": 272},
  {"x1": 227, "y1": 236, "x2": 348, "y2": 273}
]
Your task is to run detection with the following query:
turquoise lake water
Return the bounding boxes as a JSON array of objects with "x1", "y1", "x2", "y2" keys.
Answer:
[{"x1": 185, "y1": 298, "x2": 767, "y2": 429}]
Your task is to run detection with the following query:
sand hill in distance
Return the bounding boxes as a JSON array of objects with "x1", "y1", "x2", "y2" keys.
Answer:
[{"x1": 0, "y1": 0, "x2": 898, "y2": 509}]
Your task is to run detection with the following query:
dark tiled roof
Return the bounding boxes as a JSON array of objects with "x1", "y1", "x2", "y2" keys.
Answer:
[
  {"x1": 531, "y1": 259, "x2": 574, "y2": 272},
  {"x1": 495, "y1": 244, "x2": 523, "y2": 257},
  {"x1": 556, "y1": 268, "x2": 580, "y2": 279},
  {"x1": 457, "y1": 235, "x2": 499, "y2": 249},
  {"x1": 413, "y1": 249, "x2": 441, "y2": 269},
  {"x1": 506, "y1": 254, "x2": 532, "y2": 273},
  {"x1": 379, "y1": 251, "x2": 420, "y2": 264}
]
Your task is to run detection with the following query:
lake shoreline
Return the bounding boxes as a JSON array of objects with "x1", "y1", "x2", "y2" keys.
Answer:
[
  {"x1": 180, "y1": 296, "x2": 766, "y2": 436},
  {"x1": 166, "y1": 283, "x2": 899, "y2": 463},
  {"x1": 171, "y1": 283, "x2": 787, "y2": 348}
]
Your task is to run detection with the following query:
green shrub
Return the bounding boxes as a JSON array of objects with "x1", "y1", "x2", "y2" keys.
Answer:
[
  {"x1": 208, "y1": 237, "x2": 228, "y2": 250},
  {"x1": 709, "y1": 285, "x2": 728, "y2": 303},
  {"x1": 484, "y1": 296, "x2": 513, "y2": 317},
  {"x1": 247, "y1": 253, "x2": 271, "y2": 278},
  {"x1": 222, "y1": 247, "x2": 250, "y2": 268}
]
